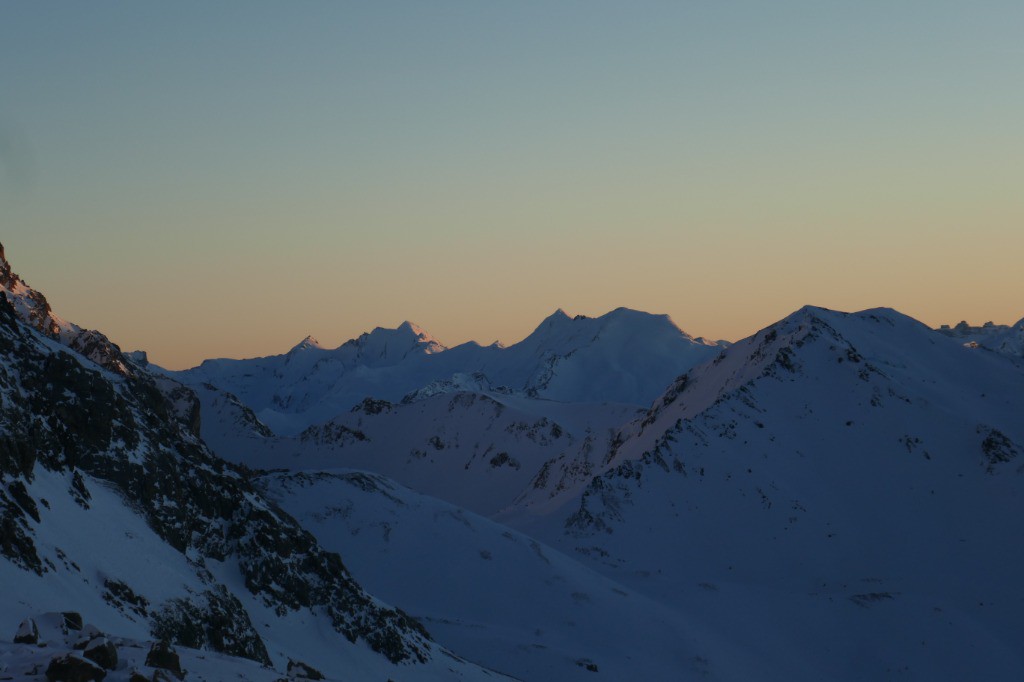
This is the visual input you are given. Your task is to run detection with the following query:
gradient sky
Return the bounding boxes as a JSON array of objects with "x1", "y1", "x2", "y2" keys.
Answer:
[{"x1": 2, "y1": 1, "x2": 1022, "y2": 369}]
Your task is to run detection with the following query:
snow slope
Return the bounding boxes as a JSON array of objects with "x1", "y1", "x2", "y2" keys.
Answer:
[
  {"x1": 507, "y1": 306, "x2": 1024, "y2": 680},
  {"x1": 259, "y1": 469, "x2": 765, "y2": 682},
  {"x1": 196, "y1": 389, "x2": 638, "y2": 518},
  {"x1": 169, "y1": 308, "x2": 723, "y2": 436}
]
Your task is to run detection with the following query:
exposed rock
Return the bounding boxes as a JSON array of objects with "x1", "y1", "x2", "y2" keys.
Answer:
[
  {"x1": 72, "y1": 625, "x2": 105, "y2": 650},
  {"x1": 0, "y1": 247, "x2": 438, "y2": 669},
  {"x1": 62, "y1": 612, "x2": 84, "y2": 631},
  {"x1": 144, "y1": 640, "x2": 183, "y2": 680},
  {"x1": 152, "y1": 587, "x2": 268, "y2": 665},
  {"x1": 14, "y1": 617, "x2": 39, "y2": 644},
  {"x1": 82, "y1": 637, "x2": 118, "y2": 670},
  {"x1": 102, "y1": 578, "x2": 150, "y2": 618},
  {"x1": 45, "y1": 654, "x2": 107, "y2": 682},
  {"x1": 287, "y1": 658, "x2": 326, "y2": 679}
]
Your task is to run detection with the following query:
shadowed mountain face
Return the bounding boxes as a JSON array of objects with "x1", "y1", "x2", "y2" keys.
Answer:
[{"x1": 168, "y1": 307, "x2": 726, "y2": 436}]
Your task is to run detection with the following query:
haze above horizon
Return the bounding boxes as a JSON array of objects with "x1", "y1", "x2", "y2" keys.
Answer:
[{"x1": 2, "y1": 2, "x2": 1022, "y2": 369}]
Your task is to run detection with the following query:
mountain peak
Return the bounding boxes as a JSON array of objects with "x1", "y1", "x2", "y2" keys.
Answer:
[
  {"x1": 0, "y1": 244, "x2": 133, "y2": 375},
  {"x1": 289, "y1": 335, "x2": 324, "y2": 353},
  {"x1": 397, "y1": 320, "x2": 429, "y2": 338},
  {"x1": 542, "y1": 308, "x2": 572, "y2": 325}
]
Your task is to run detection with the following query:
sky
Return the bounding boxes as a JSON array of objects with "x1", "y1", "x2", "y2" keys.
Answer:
[{"x1": 1, "y1": 1, "x2": 1022, "y2": 369}]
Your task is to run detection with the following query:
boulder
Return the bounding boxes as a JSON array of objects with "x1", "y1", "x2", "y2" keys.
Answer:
[
  {"x1": 144, "y1": 640, "x2": 183, "y2": 679},
  {"x1": 14, "y1": 617, "x2": 39, "y2": 644},
  {"x1": 62, "y1": 612, "x2": 84, "y2": 631},
  {"x1": 45, "y1": 654, "x2": 106, "y2": 682},
  {"x1": 72, "y1": 625, "x2": 105, "y2": 650},
  {"x1": 82, "y1": 637, "x2": 118, "y2": 670}
]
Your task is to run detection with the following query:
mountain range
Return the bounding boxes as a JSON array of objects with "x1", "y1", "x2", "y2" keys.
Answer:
[
  {"x1": 166, "y1": 307, "x2": 724, "y2": 437},
  {"x1": 2, "y1": 241, "x2": 1022, "y2": 681}
]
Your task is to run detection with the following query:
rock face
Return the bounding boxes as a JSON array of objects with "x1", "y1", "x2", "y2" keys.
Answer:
[
  {"x1": 0, "y1": 242, "x2": 133, "y2": 376},
  {"x1": 0, "y1": 246, "x2": 457, "y2": 675}
]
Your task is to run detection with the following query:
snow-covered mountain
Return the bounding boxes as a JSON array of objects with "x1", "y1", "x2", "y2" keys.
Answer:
[
  {"x1": 0, "y1": 244, "x2": 510, "y2": 681},
  {"x1": 169, "y1": 308, "x2": 724, "y2": 436},
  {"x1": 200, "y1": 389, "x2": 638, "y2": 517},
  {"x1": 937, "y1": 317, "x2": 1024, "y2": 358},
  {"x1": 506, "y1": 306, "x2": 1024, "y2": 680},
  {"x1": 9, "y1": 236, "x2": 1024, "y2": 681}
]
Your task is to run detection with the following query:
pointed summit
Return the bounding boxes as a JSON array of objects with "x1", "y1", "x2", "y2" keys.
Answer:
[
  {"x1": 289, "y1": 335, "x2": 324, "y2": 353},
  {"x1": 394, "y1": 321, "x2": 444, "y2": 352},
  {"x1": 524, "y1": 309, "x2": 573, "y2": 339},
  {"x1": 547, "y1": 308, "x2": 571, "y2": 323},
  {"x1": 397, "y1": 320, "x2": 431, "y2": 340}
]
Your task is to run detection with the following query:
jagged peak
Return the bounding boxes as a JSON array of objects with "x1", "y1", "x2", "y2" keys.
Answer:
[
  {"x1": 342, "y1": 320, "x2": 446, "y2": 357},
  {"x1": 289, "y1": 335, "x2": 324, "y2": 353},
  {"x1": 0, "y1": 243, "x2": 134, "y2": 376}
]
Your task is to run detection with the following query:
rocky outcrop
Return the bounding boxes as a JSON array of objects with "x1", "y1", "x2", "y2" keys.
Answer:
[
  {"x1": 0, "y1": 256, "x2": 435, "y2": 667},
  {"x1": 287, "y1": 659, "x2": 326, "y2": 680},
  {"x1": 0, "y1": 242, "x2": 134, "y2": 377},
  {"x1": 144, "y1": 641, "x2": 184, "y2": 679}
]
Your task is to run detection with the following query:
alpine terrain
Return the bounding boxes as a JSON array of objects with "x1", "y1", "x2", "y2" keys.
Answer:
[
  {"x1": 0, "y1": 243, "x2": 513, "y2": 681},
  {"x1": 3, "y1": 240, "x2": 1022, "y2": 681}
]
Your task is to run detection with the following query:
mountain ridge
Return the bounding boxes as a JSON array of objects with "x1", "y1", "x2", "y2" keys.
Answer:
[{"x1": 170, "y1": 306, "x2": 726, "y2": 436}]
